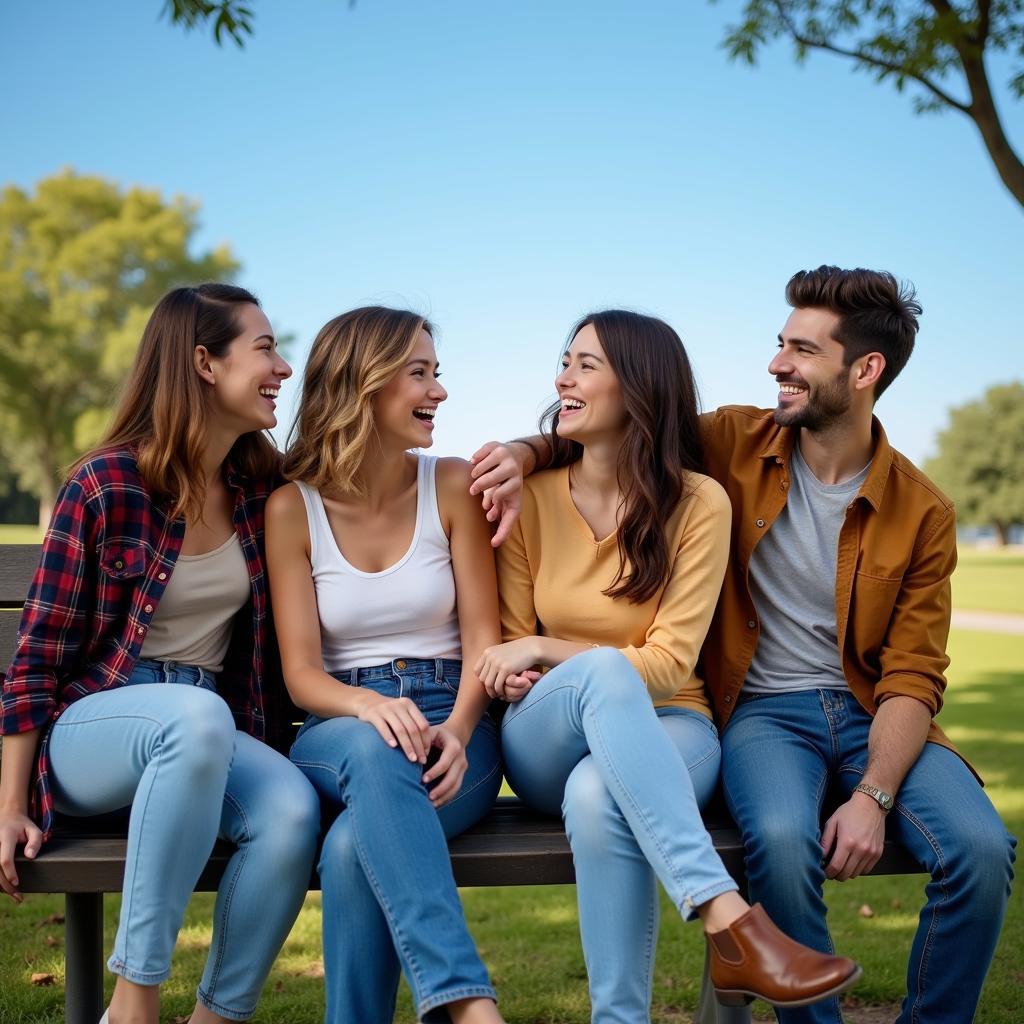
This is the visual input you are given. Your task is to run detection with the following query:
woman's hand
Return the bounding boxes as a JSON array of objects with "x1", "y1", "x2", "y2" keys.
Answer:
[
  {"x1": 468, "y1": 442, "x2": 529, "y2": 547},
  {"x1": 495, "y1": 669, "x2": 542, "y2": 703},
  {"x1": 422, "y1": 724, "x2": 470, "y2": 807},
  {"x1": 0, "y1": 811, "x2": 42, "y2": 903},
  {"x1": 475, "y1": 639, "x2": 542, "y2": 695},
  {"x1": 357, "y1": 695, "x2": 432, "y2": 764}
]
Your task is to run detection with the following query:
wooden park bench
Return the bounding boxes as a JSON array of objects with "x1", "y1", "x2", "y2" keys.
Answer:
[{"x1": 1, "y1": 542, "x2": 922, "y2": 1024}]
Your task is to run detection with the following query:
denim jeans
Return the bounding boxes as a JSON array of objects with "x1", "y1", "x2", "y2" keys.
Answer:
[
  {"x1": 289, "y1": 657, "x2": 502, "y2": 1023},
  {"x1": 722, "y1": 688, "x2": 1017, "y2": 1024},
  {"x1": 501, "y1": 647, "x2": 737, "y2": 1024},
  {"x1": 47, "y1": 658, "x2": 320, "y2": 1020}
]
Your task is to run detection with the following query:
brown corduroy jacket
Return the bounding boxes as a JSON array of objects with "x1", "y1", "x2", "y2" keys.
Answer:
[{"x1": 698, "y1": 405, "x2": 974, "y2": 778}]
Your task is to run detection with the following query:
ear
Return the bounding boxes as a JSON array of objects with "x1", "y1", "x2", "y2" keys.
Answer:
[
  {"x1": 193, "y1": 344, "x2": 216, "y2": 385},
  {"x1": 853, "y1": 352, "x2": 886, "y2": 394}
]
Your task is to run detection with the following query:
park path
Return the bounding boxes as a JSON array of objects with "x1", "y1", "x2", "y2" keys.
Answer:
[{"x1": 951, "y1": 609, "x2": 1024, "y2": 635}]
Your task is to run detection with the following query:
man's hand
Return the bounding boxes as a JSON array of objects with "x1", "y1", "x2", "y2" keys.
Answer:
[
  {"x1": 821, "y1": 792, "x2": 887, "y2": 881},
  {"x1": 469, "y1": 441, "x2": 529, "y2": 547}
]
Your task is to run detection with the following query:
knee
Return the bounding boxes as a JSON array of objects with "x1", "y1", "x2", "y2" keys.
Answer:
[
  {"x1": 569, "y1": 647, "x2": 645, "y2": 703},
  {"x1": 943, "y1": 820, "x2": 1016, "y2": 900},
  {"x1": 562, "y1": 759, "x2": 620, "y2": 851},
  {"x1": 744, "y1": 816, "x2": 822, "y2": 879},
  {"x1": 162, "y1": 688, "x2": 236, "y2": 774},
  {"x1": 318, "y1": 814, "x2": 362, "y2": 883}
]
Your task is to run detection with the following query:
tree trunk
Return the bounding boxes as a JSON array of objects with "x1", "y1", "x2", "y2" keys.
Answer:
[
  {"x1": 960, "y1": 51, "x2": 1024, "y2": 209},
  {"x1": 992, "y1": 520, "x2": 1009, "y2": 547},
  {"x1": 36, "y1": 470, "x2": 57, "y2": 530}
]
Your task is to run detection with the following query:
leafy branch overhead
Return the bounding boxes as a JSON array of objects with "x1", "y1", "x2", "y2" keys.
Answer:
[
  {"x1": 717, "y1": 1, "x2": 1024, "y2": 207},
  {"x1": 161, "y1": 0, "x2": 356, "y2": 48}
]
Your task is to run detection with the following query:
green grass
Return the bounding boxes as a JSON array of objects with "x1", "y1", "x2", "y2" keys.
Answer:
[
  {"x1": 1, "y1": 629, "x2": 1021, "y2": 1022},
  {"x1": 0, "y1": 524, "x2": 43, "y2": 544},
  {"x1": 953, "y1": 548, "x2": 1024, "y2": 615}
]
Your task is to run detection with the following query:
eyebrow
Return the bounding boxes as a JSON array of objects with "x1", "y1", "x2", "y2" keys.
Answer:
[
  {"x1": 564, "y1": 350, "x2": 606, "y2": 363},
  {"x1": 778, "y1": 334, "x2": 822, "y2": 352},
  {"x1": 407, "y1": 357, "x2": 439, "y2": 369},
  {"x1": 252, "y1": 334, "x2": 276, "y2": 346}
]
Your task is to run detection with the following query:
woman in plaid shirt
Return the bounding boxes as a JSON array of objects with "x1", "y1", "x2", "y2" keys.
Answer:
[{"x1": 0, "y1": 284, "x2": 320, "y2": 1024}]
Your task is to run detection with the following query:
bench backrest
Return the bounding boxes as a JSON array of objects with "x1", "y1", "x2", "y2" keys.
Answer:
[{"x1": 0, "y1": 544, "x2": 40, "y2": 671}]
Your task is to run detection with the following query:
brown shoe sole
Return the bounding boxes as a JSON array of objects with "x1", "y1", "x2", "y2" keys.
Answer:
[{"x1": 714, "y1": 964, "x2": 863, "y2": 1009}]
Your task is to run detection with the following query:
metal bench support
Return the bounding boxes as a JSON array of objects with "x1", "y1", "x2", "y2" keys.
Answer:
[{"x1": 65, "y1": 892, "x2": 104, "y2": 1024}]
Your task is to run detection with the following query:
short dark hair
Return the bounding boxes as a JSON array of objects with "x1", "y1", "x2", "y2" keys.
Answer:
[{"x1": 785, "y1": 266, "x2": 921, "y2": 399}]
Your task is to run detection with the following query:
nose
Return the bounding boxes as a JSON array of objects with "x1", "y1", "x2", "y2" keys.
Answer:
[
  {"x1": 430, "y1": 378, "x2": 448, "y2": 402},
  {"x1": 555, "y1": 365, "x2": 574, "y2": 391},
  {"x1": 768, "y1": 348, "x2": 790, "y2": 377},
  {"x1": 275, "y1": 353, "x2": 293, "y2": 379}
]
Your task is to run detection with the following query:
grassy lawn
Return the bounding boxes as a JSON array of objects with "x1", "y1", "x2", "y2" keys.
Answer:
[
  {"x1": 953, "y1": 548, "x2": 1024, "y2": 616},
  {"x1": 0, "y1": 524, "x2": 43, "y2": 544},
  {"x1": 1, "y1": 628, "x2": 1021, "y2": 1022}
]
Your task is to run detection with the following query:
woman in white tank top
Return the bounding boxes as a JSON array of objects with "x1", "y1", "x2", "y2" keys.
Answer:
[{"x1": 265, "y1": 307, "x2": 505, "y2": 1024}]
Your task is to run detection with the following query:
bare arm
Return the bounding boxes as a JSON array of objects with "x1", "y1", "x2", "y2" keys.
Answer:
[
  {"x1": 265, "y1": 483, "x2": 431, "y2": 764},
  {"x1": 0, "y1": 731, "x2": 44, "y2": 901},
  {"x1": 822, "y1": 696, "x2": 932, "y2": 882},
  {"x1": 426, "y1": 459, "x2": 503, "y2": 804}
]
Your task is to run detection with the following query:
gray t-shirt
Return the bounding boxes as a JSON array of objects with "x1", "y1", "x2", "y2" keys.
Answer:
[{"x1": 744, "y1": 444, "x2": 870, "y2": 695}]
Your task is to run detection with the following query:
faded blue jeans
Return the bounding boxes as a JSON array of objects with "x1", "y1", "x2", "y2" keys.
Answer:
[
  {"x1": 47, "y1": 658, "x2": 320, "y2": 1021},
  {"x1": 722, "y1": 688, "x2": 1016, "y2": 1024},
  {"x1": 289, "y1": 657, "x2": 502, "y2": 1024},
  {"x1": 501, "y1": 647, "x2": 737, "y2": 1024}
]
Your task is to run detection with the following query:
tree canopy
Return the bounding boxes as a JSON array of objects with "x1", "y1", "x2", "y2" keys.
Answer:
[
  {"x1": 717, "y1": 1, "x2": 1024, "y2": 208},
  {"x1": 0, "y1": 170, "x2": 238, "y2": 525},
  {"x1": 925, "y1": 381, "x2": 1024, "y2": 544}
]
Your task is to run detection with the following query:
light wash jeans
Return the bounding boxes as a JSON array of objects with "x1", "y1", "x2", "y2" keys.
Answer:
[
  {"x1": 289, "y1": 657, "x2": 502, "y2": 1024},
  {"x1": 500, "y1": 647, "x2": 737, "y2": 1024},
  {"x1": 48, "y1": 659, "x2": 321, "y2": 1021},
  {"x1": 722, "y1": 688, "x2": 1017, "y2": 1024}
]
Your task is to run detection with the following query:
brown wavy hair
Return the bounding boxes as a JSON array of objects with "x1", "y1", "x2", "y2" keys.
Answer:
[
  {"x1": 786, "y1": 266, "x2": 921, "y2": 399},
  {"x1": 71, "y1": 284, "x2": 281, "y2": 522},
  {"x1": 282, "y1": 307, "x2": 433, "y2": 496},
  {"x1": 542, "y1": 310, "x2": 704, "y2": 604}
]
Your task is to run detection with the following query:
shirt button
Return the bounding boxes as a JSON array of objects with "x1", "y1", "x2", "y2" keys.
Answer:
[
  {"x1": 747, "y1": 620, "x2": 756, "y2": 629},
  {"x1": 755, "y1": 518, "x2": 765, "y2": 528},
  {"x1": 396, "y1": 659, "x2": 407, "y2": 669},
  {"x1": 114, "y1": 559, "x2": 124, "y2": 570},
  {"x1": 724, "y1": 695, "x2": 733, "y2": 704},
  {"x1": 144, "y1": 604, "x2": 154, "y2": 614},
  {"x1": 137, "y1": 626, "x2": 145, "y2": 635},
  {"x1": 158, "y1": 572, "x2": 167, "y2": 581}
]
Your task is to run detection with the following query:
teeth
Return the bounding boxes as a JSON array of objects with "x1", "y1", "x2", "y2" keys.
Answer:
[
  {"x1": 779, "y1": 385, "x2": 805, "y2": 395},
  {"x1": 562, "y1": 399, "x2": 586, "y2": 410},
  {"x1": 258, "y1": 387, "x2": 279, "y2": 397},
  {"x1": 414, "y1": 407, "x2": 436, "y2": 419}
]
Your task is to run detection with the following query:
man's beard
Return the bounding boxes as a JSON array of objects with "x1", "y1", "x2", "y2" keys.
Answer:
[{"x1": 773, "y1": 368, "x2": 851, "y2": 431}]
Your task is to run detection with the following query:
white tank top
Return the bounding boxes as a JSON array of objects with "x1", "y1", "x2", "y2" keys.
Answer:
[{"x1": 294, "y1": 455, "x2": 462, "y2": 671}]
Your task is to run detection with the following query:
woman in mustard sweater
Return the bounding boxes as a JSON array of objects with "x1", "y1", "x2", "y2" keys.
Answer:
[{"x1": 474, "y1": 310, "x2": 860, "y2": 1023}]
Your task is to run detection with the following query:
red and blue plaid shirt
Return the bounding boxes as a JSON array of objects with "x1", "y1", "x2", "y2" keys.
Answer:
[{"x1": 1, "y1": 447, "x2": 284, "y2": 841}]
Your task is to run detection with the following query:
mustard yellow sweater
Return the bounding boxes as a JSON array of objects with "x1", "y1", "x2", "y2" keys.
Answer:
[{"x1": 496, "y1": 466, "x2": 731, "y2": 714}]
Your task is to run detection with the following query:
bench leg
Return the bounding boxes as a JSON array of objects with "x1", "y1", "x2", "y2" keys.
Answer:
[
  {"x1": 65, "y1": 892, "x2": 104, "y2": 1024},
  {"x1": 695, "y1": 943, "x2": 753, "y2": 1024}
]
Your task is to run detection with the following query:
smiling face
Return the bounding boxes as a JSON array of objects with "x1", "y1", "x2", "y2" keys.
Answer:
[
  {"x1": 372, "y1": 329, "x2": 448, "y2": 451},
  {"x1": 769, "y1": 307, "x2": 855, "y2": 431},
  {"x1": 554, "y1": 323, "x2": 628, "y2": 444},
  {"x1": 203, "y1": 302, "x2": 292, "y2": 434}
]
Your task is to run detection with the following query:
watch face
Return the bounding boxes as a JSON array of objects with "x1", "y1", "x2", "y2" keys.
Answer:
[{"x1": 879, "y1": 793, "x2": 894, "y2": 810}]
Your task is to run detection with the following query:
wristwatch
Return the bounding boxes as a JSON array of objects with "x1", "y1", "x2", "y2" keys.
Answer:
[{"x1": 854, "y1": 782, "x2": 894, "y2": 813}]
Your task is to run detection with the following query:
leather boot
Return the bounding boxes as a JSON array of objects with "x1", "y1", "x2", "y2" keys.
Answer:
[{"x1": 707, "y1": 903, "x2": 862, "y2": 1008}]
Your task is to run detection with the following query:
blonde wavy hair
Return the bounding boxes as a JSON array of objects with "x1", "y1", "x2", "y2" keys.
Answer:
[{"x1": 282, "y1": 306, "x2": 433, "y2": 495}]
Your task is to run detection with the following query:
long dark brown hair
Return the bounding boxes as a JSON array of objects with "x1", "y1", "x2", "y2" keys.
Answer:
[
  {"x1": 71, "y1": 283, "x2": 281, "y2": 522},
  {"x1": 542, "y1": 310, "x2": 704, "y2": 604}
]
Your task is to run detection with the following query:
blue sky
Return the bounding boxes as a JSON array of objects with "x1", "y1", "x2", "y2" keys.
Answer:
[{"x1": 2, "y1": 0, "x2": 1021, "y2": 464}]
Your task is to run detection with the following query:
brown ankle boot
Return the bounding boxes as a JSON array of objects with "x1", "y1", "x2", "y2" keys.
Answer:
[{"x1": 706, "y1": 903, "x2": 862, "y2": 1008}]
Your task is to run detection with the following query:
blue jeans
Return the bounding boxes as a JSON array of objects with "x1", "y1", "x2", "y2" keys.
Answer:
[
  {"x1": 47, "y1": 659, "x2": 320, "y2": 1021},
  {"x1": 722, "y1": 689, "x2": 1017, "y2": 1024},
  {"x1": 289, "y1": 658, "x2": 502, "y2": 1023},
  {"x1": 500, "y1": 647, "x2": 737, "y2": 1024}
]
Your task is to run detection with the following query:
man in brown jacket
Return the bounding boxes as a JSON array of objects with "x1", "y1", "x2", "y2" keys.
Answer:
[
  {"x1": 697, "y1": 266, "x2": 1013, "y2": 1024},
  {"x1": 472, "y1": 265, "x2": 1015, "y2": 1023}
]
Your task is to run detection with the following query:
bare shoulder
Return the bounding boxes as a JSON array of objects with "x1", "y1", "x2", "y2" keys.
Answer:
[
  {"x1": 265, "y1": 481, "x2": 309, "y2": 534},
  {"x1": 434, "y1": 456, "x2": 474, "y2": 493},
  {"x1": 433, "y1": 456, "x2": 487, "y2": 532}
]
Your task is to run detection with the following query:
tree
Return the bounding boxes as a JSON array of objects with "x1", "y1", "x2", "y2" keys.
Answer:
[
  {"x1": 925, "y1": 382, "x2": 1024, "y2": 545},
  {"x1": 716, "y1": 1, "x2": 1024, "y2": 209},
  {"x1": 160, "y1": 0, "x2": 355, "y2": 47},
  {"x1": 0, "y1": 170, "x2": 239, "y2": 527}
]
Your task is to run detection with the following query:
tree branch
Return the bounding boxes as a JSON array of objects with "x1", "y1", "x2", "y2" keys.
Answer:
[{"x1": 770, "y1": 1, "x2": 970, "y2": 113}]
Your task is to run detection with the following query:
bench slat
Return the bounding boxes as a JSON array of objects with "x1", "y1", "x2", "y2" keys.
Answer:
[{"x1": 0, "y1": 544, "x2": 40, "y2": 607}]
